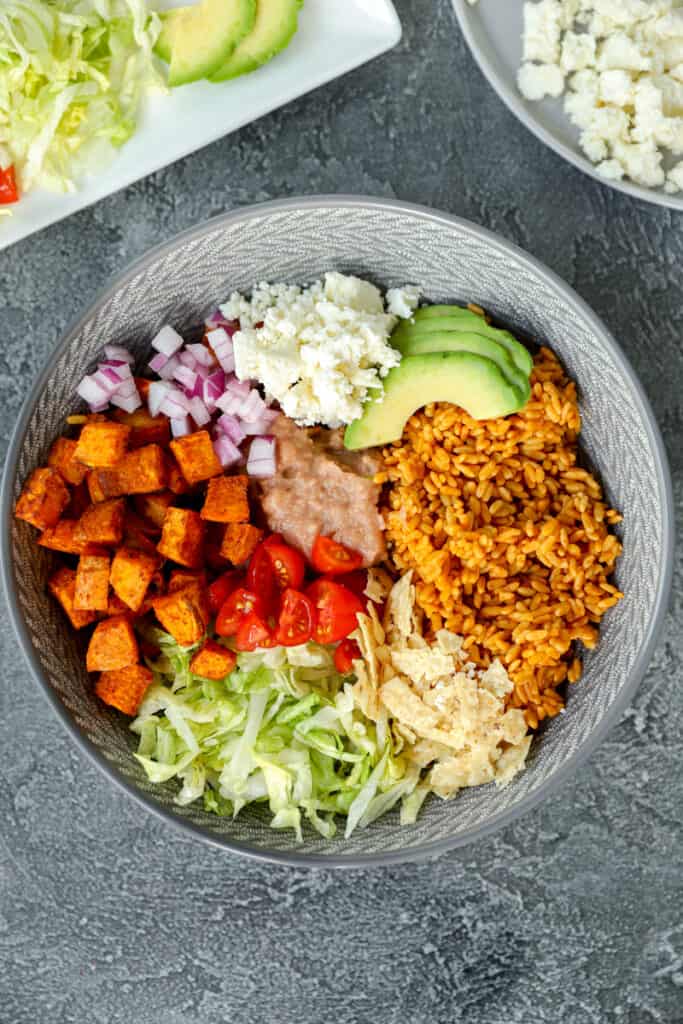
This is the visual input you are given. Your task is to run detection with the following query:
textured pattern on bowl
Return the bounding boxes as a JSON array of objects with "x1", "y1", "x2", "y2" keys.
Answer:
[{"x1": 1, "y1": 198, "x2": 673, "y2": 866}]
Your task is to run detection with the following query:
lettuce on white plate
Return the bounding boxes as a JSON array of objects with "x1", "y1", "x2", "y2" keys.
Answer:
[
  {"x1": 0, "y1": 0, "x2": 163, "y2": 198},
  {"x1": 131, "y1": 631, "x2": 422, "y2": 841}
]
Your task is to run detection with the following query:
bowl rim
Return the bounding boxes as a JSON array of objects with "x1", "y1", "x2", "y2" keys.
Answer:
[
  {"x1": 1, "y1": 195, "x2": 675, "y2": 868},
  {"x1": 450, "y1": 0, "x2": 683, "y2": 212}
]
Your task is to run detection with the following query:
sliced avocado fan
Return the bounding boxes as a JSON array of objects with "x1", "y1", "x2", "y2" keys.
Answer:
[
  {"x1": 392, "y1": 305, "x2": 534, "y2": 378},
  {"x1": 168, "y1": 0, "x2": 257, "y2": 88},
  {"x1": 344, "y1": 352, "x2": 525, "y2": 451},
  {"x1": 210, "y1": 0, "x2": 303, "y2": 82},
  {"x1": 154, "y1": 8, "x2": 191, "y2": 65}
]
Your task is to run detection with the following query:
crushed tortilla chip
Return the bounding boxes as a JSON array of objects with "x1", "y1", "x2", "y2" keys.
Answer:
[{"x1": 351, "y1": 572, "x2": 532, "y2": 805}]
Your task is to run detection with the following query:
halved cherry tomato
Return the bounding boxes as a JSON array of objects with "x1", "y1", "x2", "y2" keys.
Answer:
[
  {"x1": 306, "y1": 579, "x2": 365, "y2": 644},
  {"x1": 266, "y1": 540, "x2": 306, "y2": 591},
  {"x1": 207, "y1": 570, "x2": 244, "y2": 616},
  {"x1": 263, "y1": 533, "x2": 284, "y2": 549},
  {"x1": 215, "y1": 587, "x2": 264, "y2": 637},
  {"x1": 246, "y1": 543, "x2": 278, "y2": 614},
  {"x1": 311, "y1": 535, "x2": 364, "y2": 575},
  {"x1": 0, "y1": 165, "x2": 19, "y2": 205},
  {"x1": 235, "y1": 611, "x2": 274, "y2": 652},
  {"x1": 334, "y1": 638, "x2": 361, "y2": 674},
  {"x1": 323, "y1": 569, "x2": 368, "y2": 600},
  {"x1": 274, "y1": 588, "x2": 315, "y2": 646}
]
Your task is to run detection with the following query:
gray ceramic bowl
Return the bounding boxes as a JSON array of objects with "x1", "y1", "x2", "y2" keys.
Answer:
[{"x1": 1, "y1": 197, "x2": 674, "y2": 867}]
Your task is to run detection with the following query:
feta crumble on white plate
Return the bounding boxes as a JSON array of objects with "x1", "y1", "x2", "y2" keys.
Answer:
[
  {"x1": 220, "y1": 274, "x2": 420, "y2": 429},
  {"x1": 470, "y1": 0, "x2": 683, "y2": 193}
]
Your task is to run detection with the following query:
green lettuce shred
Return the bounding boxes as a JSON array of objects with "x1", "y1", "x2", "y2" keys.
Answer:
[
  {"x1": 0, "y1": 0, "x2": 163, "y2": 197},
  {"x1": 131, "y1": 631, "x2": 423, "y2": 841}
]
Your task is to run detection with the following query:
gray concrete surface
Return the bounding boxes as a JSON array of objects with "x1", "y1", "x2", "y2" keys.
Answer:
[{"x1": 1, "y1": 2, "x2": 682, "y2": 1022}]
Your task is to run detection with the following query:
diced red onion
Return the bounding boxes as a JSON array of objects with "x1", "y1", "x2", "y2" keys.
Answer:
[
  {"x1": 186, "y1": 374, "x2": 205, "y2": 399},
  {"x1": 148, "y1": 381, "x2": 172, "y2": 417},
  {"x1": 89, "y1": 401, "x2": 109, "y2": 414},
  {"x1": 213, "y1": 435, "x2": 242, "y2": 468},
  {"x1": 171, "y1": 416, "x2": 192, "y2": 438},
  {"x1": 226, "y1": 377, "x2": 250, "y2": 397},
  {"x1": 148, "y1": 352, "x2": 168, "y2": 374},
  {"x1": 178, "y1": 350, "x2": 199, "y2": 371},
  {"x1": 110, "y1": 391, "x2": 142, "y2": 413},
  {"x1": 115, "y1": 378, "x2": 138, "y2": 399},
  {"x1": 241, "y1": 411, "x2": 278, "y2": 435},
  {"x1": 187, "y1": 343, "x2": 214, "y2": 367},
  {"x1": 152, "y1": 325, "x2": 184, "y2": 358},
  {"x1": 246, "y1": 437, "x2": 276, "y2": 478},
  {"x1": 157, "y1": 355, "x2": 180, "y2": 380},
  {"x1": 214, "y1": 391, "x2": 242, "y2": 416},
  {"x1": 195, "y1": 363, "x2": 210, "y2": 381},
  {"x1": 206, "y1": 311, "x2": 239, "y2": 334},
  {"x1": 188, "y1": 395, "x2": 211, "y2": 427},
  {"x1": 173, "y1": 364, "x2": 197, "y2": 391},
  {"x1": 238, "y1": 389, "x2": 266, "y2": 421},
  {"x1": 207, "y1": 327, "x2": 235, "y2": 373},
  {"x1": 217, "y1": 413, "x2": 246, "y2": 445},
  {"x1": 98, "y1": 366, "x2": 124, "y2": 386},
  {"x1": 77, "y1": 374, "x2": 109, "y2": 407},
  {"x1": 160, "y1": 390, "x2": 190, "y2": 418},
  {"x1": 104, "y1": 345, "x2": 135, "y2": 364}
]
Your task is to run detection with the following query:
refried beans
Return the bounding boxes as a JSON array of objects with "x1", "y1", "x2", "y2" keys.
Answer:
[{"x1": 259, "y1": 414, "x2": 386, "y2": 566}]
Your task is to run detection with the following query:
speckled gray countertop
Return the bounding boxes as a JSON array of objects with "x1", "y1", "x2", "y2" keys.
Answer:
[{"x1": 1, "y1": 2, "x2": 682, "y2": 1021}]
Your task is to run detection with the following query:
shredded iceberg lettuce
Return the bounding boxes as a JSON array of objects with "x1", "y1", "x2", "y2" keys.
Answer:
[
  {"x1": 0, "y1": 0, "x2": 163, "y2": 197},
  {"x1": 131, "y1": 631, "x2": 421, "y2": 841}
]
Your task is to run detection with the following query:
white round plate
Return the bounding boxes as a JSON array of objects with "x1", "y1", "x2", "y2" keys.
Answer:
[{"x1": 451, "y1": 0, "x2": 683, "y2": 210}]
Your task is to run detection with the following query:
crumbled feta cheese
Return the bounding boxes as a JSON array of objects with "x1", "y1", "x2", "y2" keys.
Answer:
[
  {"x1": 223, "y1": 274, "x2": 405, "y2": 429},
  {"x1": 523, "y1": 0, "x2": 564, "y2": 64},
  {"x1": 664, "y1": 160, "x2": 683, "y2": 191},
  {"x1": 518, "y1": 62, "x2": 565, "y2": 100},
  {"x1": 506, "y1": 0, "x2": 683, "y2": 191},
  {"x1": 386, "y1": 285, "x2": 420, "y2": 319}
]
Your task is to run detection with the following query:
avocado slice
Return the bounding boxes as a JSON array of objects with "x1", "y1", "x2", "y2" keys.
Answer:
[
  {"x1": 168, "y1": 0, "x2": 257, "y2": 88},
  {"x1": 210, "y1": 0, "x2": 302, "y2": 82},
  {"x1": 154, "y1": 8, "x2": 191, "y2": 64},
  {"x1": 344, "y1": 352, "x2": 525, "y2": 451},
  {"x1": 392, "y1": 305, "x2": 534, "y2": 378},
  {"x1": 392, "y1": 329, "x2": 530, "y2": 402}
]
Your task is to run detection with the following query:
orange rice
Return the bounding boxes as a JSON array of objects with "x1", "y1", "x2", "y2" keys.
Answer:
[{"x1": 378, "y1": 346, "x2": 623, "y2": 729}]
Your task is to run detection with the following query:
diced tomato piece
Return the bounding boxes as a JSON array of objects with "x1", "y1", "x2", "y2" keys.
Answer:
[
  {"x1": 334, "y1": 638, "x2": 361, "y2": 674},
  {"x1": 0, "y1": 165, "x2": 19, "y2": 205},
  {"x1": 246, "y1": 543, "x2": 278, "y2": 614},
  {"x1": 324, "y1": 569, "x2": 368, "y2": 600},
  {"x1": 265, "y1": 540, "x2": 306, "y2": 591},
  {"x1": 311, "y1": 535, "x2": 364, "y2": 575},
  {"x1": 274, "y1": 588, "x2": 315, "y2": 647},
  {"x1": 306, "y1": 579, "x2": 365, "y2": 644},
  {"x1": 207, "y1": 570, "x2": 244, "y2": 616},
  {"x1": 215, "y1": 587, "x2": 265, "y2": 637},
  {"x1": 235, "y1": 612, "x2": 274, "y2": 652}
]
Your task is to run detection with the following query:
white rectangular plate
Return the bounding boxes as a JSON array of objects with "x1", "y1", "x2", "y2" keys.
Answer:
[{"x1": 0, "y1": 0, "x2": 401, "y2": 252}]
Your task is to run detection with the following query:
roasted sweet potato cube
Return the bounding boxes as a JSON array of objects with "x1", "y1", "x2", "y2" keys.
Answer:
[
  {"x1": 168, "y1": 569, "x2": 207, "y2": 593},
  {"x1": 113, "y1": 408, "x2": 170, "y2": 449},
  {"x1": 134, "y1": 491, "x2": 175, "y2": 530},
  {"x1": 110, "y1": 547, "x2": 160, "y2": 613},
  {"x1": 165, "y1": 454, "x2": 190, "y2": 495},
  {"x1": 48, "y1": 567, "x2": 98, "y2": 629},
  {"x1": 74, "y1": 554, "x2": 111, "y2": 611},
  {"x1": 86, "y1": 615, "x2": 139, "y2": 672},
  {"x1": 151, "y1": 582, "x2": 209, "y2": 646},
  {"x1": 95, "y1": 664, "x2": 153, "y2": 716},
  {"x1": 15, "y1": 467, "x2": 70, "y2": 531},
  {"x1": 200, "y1": 475, "x2": 249, "y2": 523},
  {"x1": 87, "y1": 470, "x2": 109, "y2": 504},
  {"x1": 66, "y1": 481, "x2": 91, "y2": 520},
  {"x1": 75, "y1": 498, "x2": 125, "y2": 546},
  {"x1": 157, "y1": 508, "x2": 205, "y2": 568},
  {"x1": 39, "y1": 520, "x2": 105, "y2": 556},
  {"x1": 123, "y1": 512, "x2": 160, "y2": 555},
  {"x1": 220, "y1": 523, "x2": 263, "y2": 566},
  {"x1": 106, "y1": 592, "x2": 131, "y2": 617},
  {"x1": 115, "y1": 444, "x2": 167, "y2": 495},
  {"x1": 190, "y1": 640, "x2": 237, "y2": 680},
  {"x1": 170, "y1": 430, "x2": 222, "y2": 486},
  {"x1": 73, "y1": 421, "x2": 131, "y2": 468},
  {"x1": 204, "y1": 523, "x2": 230, "y2": 570},
  {"x1": 48, "y1": 437, "x2": 89, "y2": 486}
]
